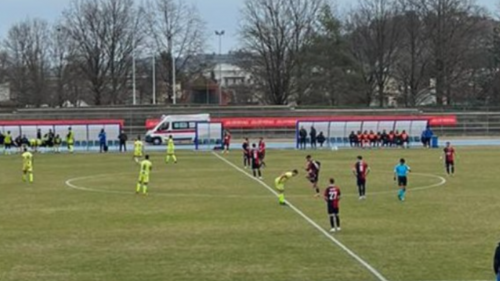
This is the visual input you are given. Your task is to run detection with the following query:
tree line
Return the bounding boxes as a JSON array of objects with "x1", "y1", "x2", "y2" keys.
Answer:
[{"x1": 0, "y1": 0, "x2": 499, "y2": 107}]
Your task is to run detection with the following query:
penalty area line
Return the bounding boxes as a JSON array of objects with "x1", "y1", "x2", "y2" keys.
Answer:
[{"x1": 212, "y1": 152, "x2": 389, "y2": 281}]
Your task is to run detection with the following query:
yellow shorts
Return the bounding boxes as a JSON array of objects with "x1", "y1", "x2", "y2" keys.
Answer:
[
  {"x1": 167, "y1": 150, "x2": 175, "y2": 155},
  {"x1": 134, "y1": 151, "x2": 143, "y2": 157},
  {"x1": 274, "y1": 178, "x2": 284, "y2": 191},
  {"x1": 138, "y1": 174, "x2": 149, "y2": 184},
  {"x1": 23, "y1": 165, "x2": 33, "y2": 173}
]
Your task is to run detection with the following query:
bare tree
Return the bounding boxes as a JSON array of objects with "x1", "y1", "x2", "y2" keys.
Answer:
[
  {"x1": 304, "y1": 3, "x2": 365, "y2": 106},
  {"x1": 145, "y1": 0, "x2": 206, "y2": 103},
  {"x1": 3, "y1": 18, "x2": 51, "y2": 107},
  {"x1": 346, "y1": 0, "x2": 402, "y2": 107},
  {"x1": 0, "y1": 50, "x2": 7, "y2": 84},
  {"x1": 239, "y1": 0, "x2": 325, "y2": 105},
  {"x1": 393, "y1": 0, "x2": 431, "y2": 106},
  {"x1": 419, "y1": 0, "x2": 486, "y2": 105},
  {"x1": 62, "y1": 0, "x2": 143, "y2": 105}
]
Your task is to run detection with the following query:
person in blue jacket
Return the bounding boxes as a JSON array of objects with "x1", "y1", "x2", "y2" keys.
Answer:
[
  {"x1": 98, "y1": 129, "x2": 107, "y2": 153},
  {"x1": 422, "y1": 127, "x2": 433, "y2": 148}
]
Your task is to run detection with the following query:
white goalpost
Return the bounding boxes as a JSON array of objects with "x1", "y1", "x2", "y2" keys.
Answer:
[{"x1": 195, "y1": 122, "x2": 224, "y2": 151}]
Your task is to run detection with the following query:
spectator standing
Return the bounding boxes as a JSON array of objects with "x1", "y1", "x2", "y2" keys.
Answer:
[
  {"x1": 494, "y1": 242, "x2": 500, "y2": 281},
  {"x1": 99, "y1": 129, "x2": 107, "y2": 153},
  {"x1": 298, "y1": 127, "x2": 307, "y2": 150},
  {"x1": 317, "y1": 132, "x2": 326, "y2": 148},
  {"x1": 118, "y1": 130, "x2": 128, "y2": 152},
  {"x1": 423, "y1": 127, "x2": 433, "y2": 148},
  {"x1": 310, "y1": 126, "x2": 317, "y2": 149}
]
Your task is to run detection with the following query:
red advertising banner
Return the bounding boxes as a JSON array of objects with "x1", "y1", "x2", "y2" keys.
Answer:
[{"x1": 145, "y1": 115, "x2": 457, "y2": 130}]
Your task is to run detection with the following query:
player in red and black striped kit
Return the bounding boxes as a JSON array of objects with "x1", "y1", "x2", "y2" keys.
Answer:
[
  {"x1": 306, "y1": 155, "x2": 321, "y2": 196},
  {"x1": 258, "y1": 137, "x2": 266, "y2": 167},
  {"x1": 442, "y1": 142, "x2": 456, "y2": 176},
  {"x1": 352, "y1": 155, "x2": 370, "y2": 200},
  {"x1": 242, "y1": 138, "x2": 251, "y2": 168},
  {"x1": 251, "y1": 143, "x2": 262, "y2": 179},
  {"x1": 223, "y1": 131, "x2": 231, "y2": 154},
  {"x1": 324, "y1": 178, "x2": 341, "y2": 233}
]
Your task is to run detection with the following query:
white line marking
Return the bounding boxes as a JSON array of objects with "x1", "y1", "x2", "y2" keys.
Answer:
[
  {"x1": 65, "y1": 174, "x2": 267, "y2": 199},
  {"x1": 212, "y1": 152, "x2": 389, "y2": 281},
  {"x1": 340, "y1": 172, "x2": 447, "y2": 197}
]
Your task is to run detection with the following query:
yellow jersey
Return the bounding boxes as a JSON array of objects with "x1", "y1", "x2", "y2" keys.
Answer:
[
  {"x1": 167, "y1": 139, "x2": 175, "y2": 153},
  {"x1": 277, "y1": 172, "x2": 294, "y2": 184},
  {"x1": 22, "y1": 151, "x2": 33, "y2": 167},
  {"x1": 140, "y1": 160, "x2": 153, "y2": 176},
  {"x1": 4, "y1": 134, "x2": 12, "y2": 144},
  {"x1": 134, "y1": 140, "x2": 143, "y2": 155},
  {"x1": 67, "y1": 131, "x2": 74, "y2": 144}
]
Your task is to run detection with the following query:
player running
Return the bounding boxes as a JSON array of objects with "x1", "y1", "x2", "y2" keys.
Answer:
[
  {"x1": 165, "y1": 135, "x2": 177, "y2": 164},
  {"x1": 133, "y1": 136, "x2": 144, "y2": 162},
  {"x1": 22, "y1": 147, "x2": 34, "y2": 183},
  {"x1": 324, "y1": 178, "x2": 341, "y2": 232},
  {"x1": 242, "y1": 138, "x2": 250, "y2": 168},
  {"x1": 442, "y1": 142, "x2": 456, "y2": 176},
  {"x1": 352, "y1": 156, "x2": 370, "y2": 200},
  {"x1": 394, "y1": 158, "x2": 411, "y2": 201},
  {"x1": 136, "y1": 155, "x2": 153, "y2": 195},
  {"x1": 251, "y1": 143, "x2": 263, "y2": 179},
  {"x1": 305, "y1": 155, "x2": 321, "y2": 196},
  {"x1": 258, "y1": 137, "x2": 266, "y2": 167},
  {"x1": 274, "y1": 169, "x2": 299, "y2": 205}
]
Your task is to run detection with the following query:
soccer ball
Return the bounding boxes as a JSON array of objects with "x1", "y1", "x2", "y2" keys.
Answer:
[{"x1": 331, "y1": 146, "x2": 339, "y2": 151}]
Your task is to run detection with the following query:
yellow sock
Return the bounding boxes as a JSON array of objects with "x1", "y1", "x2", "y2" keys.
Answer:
[
  {"x1": 29, "y1": 173, "x2": 33, "y2": 183},
  {"x1": 136, "y1": 183, "x2": 141, "y2": 193},
  {"x1": 23, "y1": 174, "x2": 27, "y2": 182},
  {"x1": 166, "y1": 155, "x2": 170, "y2": 163},
  {"x1": 172, "y1": 155, "x2": 177, "y2": 162},
  {"x1": 143, "y1": 185, "x2": 148, "y2": 194},
  {"x1": 279, "y1": 193, "x2": 285, "y2": 203}
]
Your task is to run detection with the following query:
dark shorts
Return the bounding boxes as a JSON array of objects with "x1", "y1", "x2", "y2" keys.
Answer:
[
  {"x1": 398, "y1": 176, "x2": 408, "y2": 187},
  {"x1": 357, "y1": 177, "x2": 366, "y2": 186},
  {"x1": 259, "y1": 151, "x2": 265, "y2": 160},
  {"x1": 327, "y1": 204, "x2": 339, "y2": 215},
  {"x1": 445, "y1": 160, "x2": 454, "y2": 167},
  {"x1": 224, "y1": 142, "x2": 230, "y2": 148},
  {"x1": 252, "y1": 162, "x2": 261, "y2": 169},
  {"x1": 5, "y1": 143, "x2": 12, "y2": 149},
  {"x1": 308, "y1": 173, "x2": 319, "y2": 184}
]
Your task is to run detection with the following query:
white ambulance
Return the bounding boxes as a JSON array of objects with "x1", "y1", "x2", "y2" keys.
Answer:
[{"x1": 145, "y1": 114, "x2": 210, "y2": 145}]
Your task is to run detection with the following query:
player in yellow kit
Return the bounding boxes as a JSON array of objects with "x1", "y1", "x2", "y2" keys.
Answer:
[
  {"x1": 274, "y1": 169, "x2": 299, "y2": 205},
  {"x1": 133, "y1": 136, "x2": 144, "y2": 162},
  {"x1": 66, "y1": 127, "x2": 74, "y2": 153},
  {"x1": 136, "y1": 155, "x2": 152, "y2": 195},
  {"x1": 165, "y1": 135, "x2": 177, "y2": 164},
  {"x1": 4, "y1": 131, "x2": 13, "y2": 155},
  {"x1": 22, "y1": 147, "x2": 34, "y2": 183}
]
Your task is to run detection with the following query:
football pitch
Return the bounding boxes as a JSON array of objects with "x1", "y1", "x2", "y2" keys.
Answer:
[{"x1": 0, "y1": 147, "x2": 498, "y2": 281}]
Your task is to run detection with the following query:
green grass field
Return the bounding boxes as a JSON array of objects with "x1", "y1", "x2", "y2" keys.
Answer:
[{"x1": 0, "y1": 147, "x2": 499, "y2": 281}]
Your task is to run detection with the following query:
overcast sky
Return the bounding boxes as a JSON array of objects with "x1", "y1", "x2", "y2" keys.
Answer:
[{"x1": 0, "y1": 0, "x2": 497, "y2": 53}]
